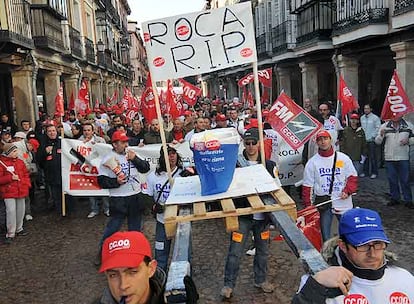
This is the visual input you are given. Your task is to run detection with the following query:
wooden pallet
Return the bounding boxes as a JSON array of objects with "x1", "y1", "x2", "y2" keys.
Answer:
[{"x1": 164, "y1": 188, "x2": 297, "y2": 238}]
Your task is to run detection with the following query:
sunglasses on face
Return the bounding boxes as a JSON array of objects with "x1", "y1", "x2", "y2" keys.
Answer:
[{"x1": 245, "y1": 140, "x2": 258, "y2": 146}]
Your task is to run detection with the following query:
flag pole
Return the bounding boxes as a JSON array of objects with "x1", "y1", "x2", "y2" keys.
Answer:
[
  {"x1": 150, "y1": 77, "x2": 174, "y2": 185},
  {"x1": 60, "y1": 114, "x2": 66, "y2": 217},
  {"x1": 252, "y1": 62, "x2": 266, "y2": 166}
]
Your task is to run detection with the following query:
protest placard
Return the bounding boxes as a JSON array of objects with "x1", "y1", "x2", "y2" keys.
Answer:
[{"x1": 142, "y1": 2, "x2": 257, "y2": 81}]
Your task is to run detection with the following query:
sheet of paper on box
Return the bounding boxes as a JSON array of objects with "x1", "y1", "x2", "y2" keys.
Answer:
[{"x1": 166, "y1": 164, "x2": 280, "y2": 205}]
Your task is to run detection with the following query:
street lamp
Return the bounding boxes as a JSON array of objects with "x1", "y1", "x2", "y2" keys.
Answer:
[{"x1": 97, "y1": 39, "x2": 105, "y2": 52}]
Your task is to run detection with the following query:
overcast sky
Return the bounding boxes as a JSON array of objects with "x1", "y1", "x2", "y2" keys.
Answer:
[{"x1": 128, "y1": 0, "x2": 206, "y2": 28}]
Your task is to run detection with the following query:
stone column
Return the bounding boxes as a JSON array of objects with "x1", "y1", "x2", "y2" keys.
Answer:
[
  {"x1": 91, "y1": 79, "x2": 101, "y2": 106},
  {"x1": 64, "y1": 74, "x2": 79, "y2": 108},
  {"x1": 11, "y1": 66, "x2": 36, "y2": 126},
  {"x1": 44, "y1": 71, "x2": 62, "y2": 115},
  {"x1": 390, "y1": 41, "x2": 414, "y2": 114},
  {"x1": 299, "y1": 62, "x2": 319, "y2": 108},
  {"x1": 276, "y1": 66, "x2": 292, "y2": 97},
  {"x1": 337, "y1": 54, "x2": 359, "y2": 103}
]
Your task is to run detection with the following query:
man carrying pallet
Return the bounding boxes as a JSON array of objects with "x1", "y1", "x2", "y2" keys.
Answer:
[{"x1": 221, "y1": 128, "x2": 278, "y2": 299}]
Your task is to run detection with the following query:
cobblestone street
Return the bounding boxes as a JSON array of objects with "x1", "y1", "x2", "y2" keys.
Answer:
[{"x1": 1, "y1": 168, "x2": 413, "y2": 304}]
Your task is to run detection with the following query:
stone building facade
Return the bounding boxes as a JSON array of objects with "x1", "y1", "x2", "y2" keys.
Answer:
[{"x1": 0, "y1": 0, "x2": 133, "y2": 127}]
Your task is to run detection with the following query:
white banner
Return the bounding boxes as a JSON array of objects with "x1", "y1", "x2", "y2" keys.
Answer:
[
  {"x1": 61, "y1": 136, "x2": 303, "y2": 196},
  {"x1": 142, "y1": 2, "x2": 257, "y2": 81}
]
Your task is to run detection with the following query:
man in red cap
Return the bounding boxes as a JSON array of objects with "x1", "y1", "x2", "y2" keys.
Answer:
[
  {"x1": 214, "y1": 113, "x2": 228, "y2": 129},
  {"x1": 95, "y1": 131, "x2": 150, "y2": 266},
  {"x1": 97, "y1": 231, "x2": 166, "y2": 304},
  {"x1": 339, "y1": 113, "x2": 367, "y2": 176},
  {"x1": 302, "y1": 130, "x2": 358, "y2": 242}
]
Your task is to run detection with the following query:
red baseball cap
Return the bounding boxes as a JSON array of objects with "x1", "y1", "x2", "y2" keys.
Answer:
[
  {"x1": 184, "y1": 110, "x2": 193, "y2": 116},
  {"x1": 111, "y1": 130, "x2": 129, "y2": 142},
  {"x1": 216, "y1": 114, "x2": 227, "y2": 121},
  {"x1": 350, "y1": 113, "x2": 359, "y2": 120},
  {"x1": 316, "y1": 130, "x2": 331, "y2": 139},
  {"x1": 100, "y1": 231, "x2": 152, "y2": 273}
]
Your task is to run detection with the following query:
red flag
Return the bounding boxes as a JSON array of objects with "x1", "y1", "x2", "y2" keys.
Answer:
[
  {"x1": 140, "y1": 73, "x2": 157, "y2": 123},
  {"x1": 261, "y1": 88, "x2": 270, "y2": 104},
  {"x1": 166, "y1": 79, "x2": 183, "y2": 119},
  {"x1": 94, "y1": 99, "x2": 100, "y2": 112},
  {"x1": 338, "y1": 75, "x2": 358, "y2": 118},
  {"x1": 381, "y1": 70, "x2": 414, "y2": 120},
  {"x1": 68, "y1": 91, "x2": 75, "y2": 111},
  {"x1": 107, "y1": 90, "x2": 118, "y2": 106},
  {"x1": 179, "y1": 78, "x2": 202, "y2": 106},
  {"x1": 247, "y1": 90, "x2": 254, "y2": 108},
  {"x1": 268, "y1": 92, "x2": 322, "y2": 149},
  {"x1": 238, "y1": 68, "x2": 272, "y2": 88},
  {"x1": 55, "y1": 83, "x2": 64, "y2": 116},
  {"x1": 76, "y1": 79, "x2": 90, "y2": 113}
]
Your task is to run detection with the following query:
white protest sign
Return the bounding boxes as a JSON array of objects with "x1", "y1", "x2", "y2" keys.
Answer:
[{"x1": 142, "y1": 2, "x2": 257, "y2": 81}]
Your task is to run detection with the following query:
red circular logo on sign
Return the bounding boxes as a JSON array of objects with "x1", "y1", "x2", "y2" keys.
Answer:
[
  {"x1": 153, "y1": 57, "x2": 165, "y2": 67},
  {"x1": 176, "y1": 25, "x2": 189, "y2": 36},
  {"x1": 143, "y1": 33, "x2": 150, "y2": 42},
  {"x1": 344, "y1": 294, "x2": 369, "y2": 304},
  {"x1": 390, "y1": 292, "x2": 410, "y2": 304},
  {"x1": 240, "y1": 48, "x2": 253, "y2": 58},
  {"x1": 205, "y1": 139, "x2": 220, "y2": 151}
]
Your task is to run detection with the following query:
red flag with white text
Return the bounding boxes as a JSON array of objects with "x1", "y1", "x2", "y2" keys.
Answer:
[
  {"x1": 381, "y1": 70, "x2": 414, "y2": 120},
  {"x1": 238, "y1": 68, "x2": 272, "y2": 88},
  {"x1": 338, "y1": 75, "x2": 359, "y2": 118},
  {"x1": 55, "y1": 83, "x2": 64, "y2": 116},
  {"x1": 179, "y1": 78, "x2": 202, "y2": 106},
  {"x1": 166, "y1": 79, "x2": 183, "y2": 118},
  {"x1": 76, "y1": 79, "x2": 90, "y2": 113},
  {"x1": 267, "y1": 92, "x2": 322, "y2": 149},
  {"x1": 140, "y1": 73, "x2": 157, "y2": 123}
]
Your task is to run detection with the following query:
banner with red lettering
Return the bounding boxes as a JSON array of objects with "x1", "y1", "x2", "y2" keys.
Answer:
[
  {"x1": 381, "y1": 70, "x2": 414, "y2": 120},
  {"x1": 238, "y1": 68, "x2": 272, "y2": 88},
  {"x1": 54, "y1": 83, "x2": 64, "y2": 116},
  {"x1": 140, "y1": 73, "x2": 158, "y2": 123},
  {"x1": 338, "y1": 75, "x2": 358, "y2": 119},
  {"x1": 61, "y1": 137, "x2": 303, "y2": 195},
  {"x1": 267, "y1": 92, "x2": 322, "y2": 149},
  {"x1": 76, "y1": 79, "x2": 90, "y2": 113},
  {"x1": 179, "y1": 78, "x2": 202, "y2": 106}
]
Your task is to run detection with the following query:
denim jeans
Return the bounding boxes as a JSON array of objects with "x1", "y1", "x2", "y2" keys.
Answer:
[
  {"x1": 386, "y1": 160, "x2": 412, "y2": 202},
  {"x1": 90, "y1": 196, "x2": 109, "y2": 213},
  {"x1": 224, "y1": 217, "x2": 269, "y2": 289},
  {"x1": 364, "y1": 142, "x2": 378, "y2": 175},
  {"x1": 99, "y1": 194, "x2": 144, "y2": 248},
  {"x1": 352, "y1": 161, "x2": 362, "y2": 176},
  {"x1": 320, "y1": 209, "x2": 342, "y2": 242},
  {"x1": 155, "y1": 221, "x2": 172, "y2": 271}
]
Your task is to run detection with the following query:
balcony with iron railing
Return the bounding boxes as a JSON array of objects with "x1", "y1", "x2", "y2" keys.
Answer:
[
  {"x1": 394, "y1": 0, "x2": 414, "y2": 15},
  {"x1": 97, "y1": 49, "x2": 113, "y2": 70},
  {"x1": 69, "y1": 26, "x2": 82, "y2": 58},
  {"x1": 333, "y1": 0, "x2": 389, "y2": 36},
  {"x1": 295, "y1": 3, "x2": 334, "y2": 46},
  {"x1": 84, "y1": 37, "x2": 95, "y2": 63},
  {"x1": 0, "y1": 0, "x2": 34, "y2": 50},
  {"x1": 271, "y1": 20, "x2": 296, "y2": 55},
  {"x1": 105, "y1": 0, "x2": 120, "y2": 27},
  {"x1": 31, "y1": 8, "x2": 65, "y2": 52},
  {"x1": 256, "y1": 33, "x2": 267, "y2": 58}
]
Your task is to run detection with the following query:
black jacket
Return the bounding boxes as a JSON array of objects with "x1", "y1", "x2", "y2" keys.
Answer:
[
  {"x1": 96, "y1": 267, "x2": 166, "y2": 304},
  {"x1": 36, "y1": 136, "x2": 62, "y2": 185}
]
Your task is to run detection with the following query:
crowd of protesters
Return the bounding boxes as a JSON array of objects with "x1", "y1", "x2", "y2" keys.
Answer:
[{"x1": 0, "y1": 93, "x2": 413, "y2": 303}]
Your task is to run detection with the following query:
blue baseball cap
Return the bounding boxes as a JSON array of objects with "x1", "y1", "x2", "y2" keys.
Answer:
[{"x1": 339, "y1": 208, "x2": 390, "y2": 246}]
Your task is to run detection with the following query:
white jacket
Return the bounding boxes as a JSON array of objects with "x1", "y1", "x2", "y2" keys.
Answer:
[{"x1": 375, "y1": 119, "x2": 414, "y2": 161}]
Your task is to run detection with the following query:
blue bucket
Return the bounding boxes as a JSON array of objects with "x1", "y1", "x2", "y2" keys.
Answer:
[{"x1": 193, "y1": 142, "x2": 239, "y2": 196}]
